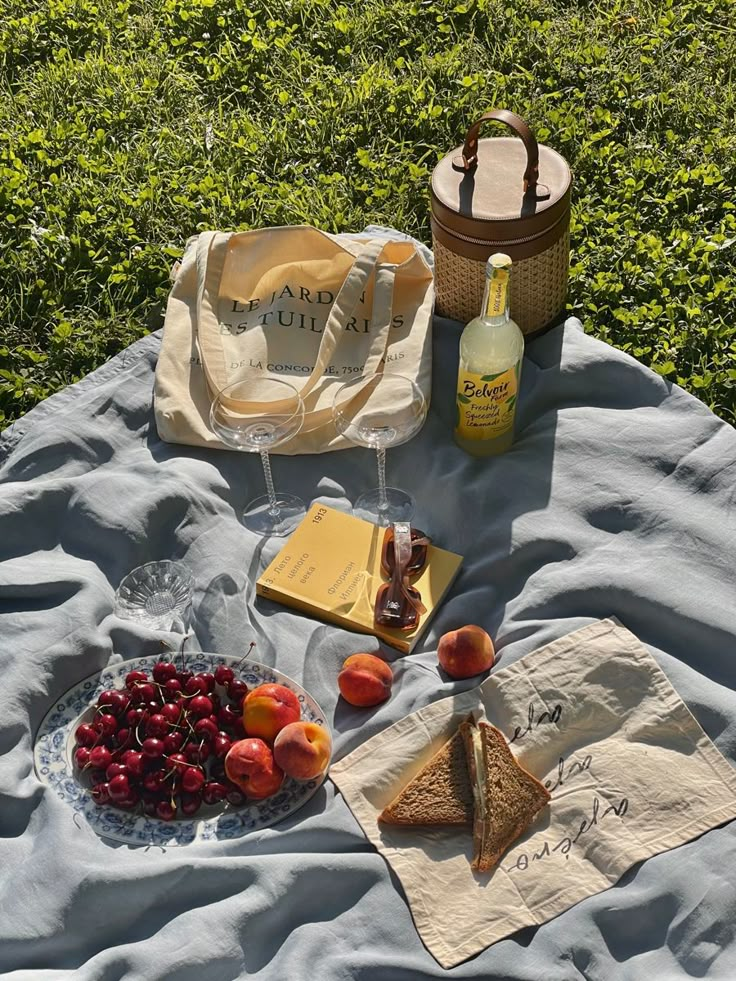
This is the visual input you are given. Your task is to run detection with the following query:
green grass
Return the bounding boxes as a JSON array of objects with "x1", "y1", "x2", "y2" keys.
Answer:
[{"x1": 1, "y1": 0, "x2": 735, "y2": 426}]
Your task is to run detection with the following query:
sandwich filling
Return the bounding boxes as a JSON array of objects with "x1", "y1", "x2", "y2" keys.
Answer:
[
  {"x1": 464, "y1": 720, "x2": 552, "y2": 872},
  {"x1": 471, "y1": 726, "x2": 486, "y2": 825}
]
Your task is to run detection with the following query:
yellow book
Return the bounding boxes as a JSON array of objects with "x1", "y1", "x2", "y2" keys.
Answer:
[{"x1": 256, "y1": 504, "x2": 463, "y2": 653}]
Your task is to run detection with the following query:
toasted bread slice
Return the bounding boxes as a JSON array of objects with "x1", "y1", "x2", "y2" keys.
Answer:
[
  {"x1": 378, "y1": 725, "x2": 474, "y2": 826},
  {"x1": 461, "y1": 719, "x2": 551, "y2": 872}
]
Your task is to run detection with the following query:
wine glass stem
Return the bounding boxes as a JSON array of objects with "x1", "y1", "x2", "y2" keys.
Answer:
[
  {"x1": 376, "y1": 447, "x2": 389, "y2": 515},
  {"x1": 260, "y1": 450, "x2": 281, "y2": 517}
]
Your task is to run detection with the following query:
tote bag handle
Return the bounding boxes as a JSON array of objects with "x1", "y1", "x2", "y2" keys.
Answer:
[{"x1": 194, "y1": 231, "x2": 394, "y2": 412}]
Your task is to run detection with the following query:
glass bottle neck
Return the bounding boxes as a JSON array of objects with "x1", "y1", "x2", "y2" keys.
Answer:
[{"x1": 481, "y1": 268, "x2": 510, "y2": 326}]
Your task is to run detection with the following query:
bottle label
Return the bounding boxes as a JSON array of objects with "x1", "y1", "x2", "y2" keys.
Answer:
[
  {"x1": 485, "y1": 269, "x2": 508, "y2": 318},
  {"x1": 455, "y1": 363, "x2": 519, "y2": 441}
]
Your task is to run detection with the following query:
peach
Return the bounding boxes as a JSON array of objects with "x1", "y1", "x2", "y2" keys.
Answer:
[
  {"x1": 338, "y1": 653, "x2": 393, "y2": 707},
  {"x1": 437, "y1": 625, "x2": 494, "y2": 679},
  {"x1": 225, "y1": 737, "x2": 285, "y2": 800},
  {"x1": 273, "y1": 721, "x2": 332, "y2": 781},
  {"x1": 242, "y1": 683, "x2": 301, "y2": 742}
]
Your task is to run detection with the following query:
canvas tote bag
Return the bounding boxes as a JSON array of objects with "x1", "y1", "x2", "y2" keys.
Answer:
[{"x1": 154, "y1": 226, "x2": 434, "y2": 453}]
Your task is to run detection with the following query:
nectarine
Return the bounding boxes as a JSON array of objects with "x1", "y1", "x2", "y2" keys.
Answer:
[
  {"x1": 225, "y1": 737, "x2": 285, "y2": 800},
  {"x1": 242, "y1": 683, "x2": 301, "y2": 742},
  {"x1": 437, "y1": 625, "x2": 494, "y2": 679},
  {"x1": 273, "y1": 721, "x2": 332, "y2": 780},
  {"x1": 338, "y1": 653, "x2": 393, "y2": 707}
]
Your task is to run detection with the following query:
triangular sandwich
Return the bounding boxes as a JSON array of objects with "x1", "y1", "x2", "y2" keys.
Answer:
[
  {"x1": 460, "y1": 719, "x2": 551, "y2": 872},
  {"x1": 378, "y1": 725, "x2": 474, "y2": 826}
]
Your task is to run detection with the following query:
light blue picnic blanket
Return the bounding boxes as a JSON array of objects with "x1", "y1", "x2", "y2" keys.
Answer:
[{"x1": 1, "y1": 229, "x2": 735, "y2": 980}]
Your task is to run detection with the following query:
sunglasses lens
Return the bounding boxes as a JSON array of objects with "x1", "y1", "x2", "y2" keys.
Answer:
[
  {"x1": 382, "y1": 529, "x2": 429, "y2": 577},
  {"x1": 374, "y1": 581, "x2": 421, "y2": 631}
]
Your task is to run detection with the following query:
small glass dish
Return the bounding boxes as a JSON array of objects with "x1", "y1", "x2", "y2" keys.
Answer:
[{"x1": 114, "y1": 561, "x2": 194, "y2": 631}]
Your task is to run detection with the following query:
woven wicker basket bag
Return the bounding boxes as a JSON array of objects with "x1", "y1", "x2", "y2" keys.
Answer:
[{"x1": 430, "y1": 109, "x2": 572, "y2": 336}]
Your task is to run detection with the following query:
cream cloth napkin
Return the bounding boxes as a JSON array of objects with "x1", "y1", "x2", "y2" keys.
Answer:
[{"x1": 330, "y1": 619, "x2": 736, "y2": 968}]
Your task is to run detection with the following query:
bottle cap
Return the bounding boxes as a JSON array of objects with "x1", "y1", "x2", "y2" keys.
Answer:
[{"x1": 488, "y1": 253, "x2": 512, "y2": 269}]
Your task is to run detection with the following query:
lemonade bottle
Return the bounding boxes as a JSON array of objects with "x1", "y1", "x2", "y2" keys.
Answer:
[{"x1": 454, "y1": 253, "x2": 524, "y2": 456}]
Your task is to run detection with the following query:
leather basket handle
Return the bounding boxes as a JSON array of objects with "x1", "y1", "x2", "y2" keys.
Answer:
[{"x1": 462, "y1": 108, "x2": 539, "y2": 190}]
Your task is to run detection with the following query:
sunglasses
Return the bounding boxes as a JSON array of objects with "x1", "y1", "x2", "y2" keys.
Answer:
[{"x1": 374, "y1": 522, "x2": 431, "y2": 632}]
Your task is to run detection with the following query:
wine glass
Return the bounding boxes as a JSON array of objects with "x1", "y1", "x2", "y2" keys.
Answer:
[
  {"x1": 332, "y1": 373, "x2": 427, "y2": 525},
  {"x1": 210, "y1": 377, "x2": 306, "y2": 537}
]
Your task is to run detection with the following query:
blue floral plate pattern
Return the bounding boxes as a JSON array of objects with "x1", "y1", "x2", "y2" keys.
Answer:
[{"x1": 34, "y1": 653, "x2": 330, "y2": 847}]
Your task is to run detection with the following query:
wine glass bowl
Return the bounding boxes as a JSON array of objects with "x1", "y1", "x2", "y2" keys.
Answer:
[
  {"x1": 210, "y1": 377, "x2": 306, "y2": 537},
  {"x1": 332, "y1": 373, "x2": 427, "y2": 524}
]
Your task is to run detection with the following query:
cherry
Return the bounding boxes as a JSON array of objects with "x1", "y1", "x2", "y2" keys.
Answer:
[
  {"x1": 212, "y1": 734, "x2": 232, "y2": 759},
  {"x1": 164, "y1": 678, "x2": 183, "y2": 697},
  {"x1": 180, "y1": 792, "x2": 202, "y2": 816},
  {"x1": 186, "y1": 741, "x2": 211, "y2": 764},
  {"x1": 152, "y1": 661, "x2": 177, "y2": 683},
  {"x1": 208, "y1": 692, "x2": 221, "y2": 713},
  {"x1": 108, "y1": 690, "x2": 130, "y2": 716},
  {"x1": 146, "y1": 714, "x2": 169, "y2": 738},
  {"x1": 89, "y1": 769, "x2": 108, "y2": 787},
  {"x1": 228, "y1": 680, "x2": 248, "y2": 704},
  {"x1": 214, "y1": 665, "x2": 235, "y2": 687},
  {"x1": 126, "y1": 707, "x2": 147, "y2": 727},
  {"x1": 156, "y1": 800, "x2": 176, "y2": 821},
  {"x1": 123, "y1": 752, "x2": 145, "y2": 778},
  {"x1": 134, "y1": 682, "x2": 157, "y2": 704},
  {"x1": 163, "y1": 732, "x2": 185, "y2": 754},
  {"x1": 125, "y1": 670, "x2": 148, "y2": 690},
  {"x1": 141, "y1": 738, "x2": 165, "y2": 759},
  {"x1": 225, "y1": 784, "x2": 246, "y2": 807},
  {"x1": 218, "y1": 705, "x2": 240, "y2": 728},
  {"x1": 89, "y1": 746, "x2": 112, "y2": 770},
  {"x1": 108, "y1": 773, "x2": 131, "y2": 801},
  {"x1": 92, "y1": 782, "x2": 111, "y2": 805},
  {"x1": 116, "y1": 791, "x2": 140, "y2": 809},
  {"x1": 97, "y1": 688, "x2": 117, "y2": 709},
  {"x1": 202, "y1": 781, "x2": 228, "y2": 805},
  {"x1": 185, "y1": 676, "x2": 209, "y2": 696},
  {"x1": 232, "y1": 719, "x2": 246, "y2": 740},
  {"x1": 114, "y1": 727, "x2": 132, "y2": 748},
  {"x1": 106, "y1": 762, "x2": 129, "y2": 781},
  {"x1": 182, "y1": 768, "x2": 205, "y2": 794},
  {"x1": 74, "y1": 747, "x2": 91, "y2": 769},
  {"x1": 177, "y1": 671, "x2": 193, "y2": 686},
  {"x1": 160, "y1": 703, "x2": 181, "y2": 725},
  {"x1": 209, "y1": 760, "x2": 227, "y2": 782},
  {"x1": 75, "y1": 723, "x2": 98, "y2": 748},
  {"x1": 199, "y1": 672, "x2": 216, "y2": 692},
  {"x1": 143, "y1": 771, "x2": 166, "y2": 793},
  {"x1": 167, "y1": 753, "x2": 190, "y2": 774},
  {"x1": 189, "y1": 695, "x2": 213, "y2": 717},
  {"x1": 194, "y1": 717, "x2": 218, "y2": 741},
  {"x1": 142, "y1": 795, "x2": 159, "y2": 817},
  {"x1": 96, "y1": 713, "x2": 118, "y2": 738}
]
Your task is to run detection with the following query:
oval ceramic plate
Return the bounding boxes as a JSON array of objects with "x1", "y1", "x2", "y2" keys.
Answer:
[{"x1": 34, "y1": 653, "x2": 330, "y2": 847}]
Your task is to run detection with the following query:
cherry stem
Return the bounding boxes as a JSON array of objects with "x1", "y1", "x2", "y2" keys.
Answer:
[{"x1": 235, "y1": 643, "x2": 256, "y2": 671}]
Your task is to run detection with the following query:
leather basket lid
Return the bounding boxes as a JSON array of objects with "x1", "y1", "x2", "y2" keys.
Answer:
[{"x1": 431, "y1": 110, "x2": 572, "y2": 243}]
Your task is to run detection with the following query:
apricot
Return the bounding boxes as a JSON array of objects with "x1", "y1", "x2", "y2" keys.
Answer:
[
  {"x1": 338, "y1": 653, "x2": 393, "y2": 707},
  {"x1": 242, "y1": 683, "x2": 301, "y2": 742},
  {"x1": 225, "y1": 737, "x2": 285, "y2": 800},
  {"x1": 273, "y1": 721, "x2": 332, "y2": 781},
  {"x1": 437, "y1": 625, "x2": 494, "y2": 679}
]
